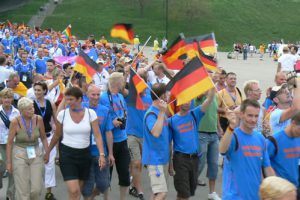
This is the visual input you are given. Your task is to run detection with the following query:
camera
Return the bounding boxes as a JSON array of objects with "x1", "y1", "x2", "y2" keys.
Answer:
[{"x1": 117, "y1": 117, "x2": 127, "y2": 130}]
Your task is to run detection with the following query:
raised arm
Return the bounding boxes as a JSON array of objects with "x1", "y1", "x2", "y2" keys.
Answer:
[{"x1": 200, "y1": 88, "x2": 216, "y2": 113}]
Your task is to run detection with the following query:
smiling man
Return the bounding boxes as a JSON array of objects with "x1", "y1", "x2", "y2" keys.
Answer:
[{"x1": 219, "y1": 99, "x2": 275, "y2": 200}]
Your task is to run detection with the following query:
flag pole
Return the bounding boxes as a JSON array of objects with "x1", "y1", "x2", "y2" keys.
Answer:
[{"x1": 129, "y1": 35, "x2": 166, "y2": 102}]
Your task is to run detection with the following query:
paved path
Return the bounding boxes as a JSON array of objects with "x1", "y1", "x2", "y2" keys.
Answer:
[{"x1": 0, "y1": 52, "x2": 277, "y2": 199}]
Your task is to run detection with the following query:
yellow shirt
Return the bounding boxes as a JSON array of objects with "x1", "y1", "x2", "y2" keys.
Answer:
[
  {"x1": 99, "y1": 39, "x2": 108, "y2": 45},
  {"x1": 218, "y1": 87, "x2": 243, "y2": 118},
  {"x1": 134, "y1": 38, "x2": 140, "y2": 45},
  {"x1": 153, "y1": 40, "x2": 159, "y2": 51}
]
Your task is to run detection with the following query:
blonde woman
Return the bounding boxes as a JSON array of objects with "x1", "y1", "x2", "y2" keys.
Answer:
[
  {"x1": 260, "y1": 176, "x2": 297, "y2": 200},
  {"x1": 6, "y1": 97, "x2": 48, "y2": 200}
]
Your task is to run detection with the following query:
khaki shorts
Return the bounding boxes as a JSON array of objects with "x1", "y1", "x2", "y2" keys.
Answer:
[
  {"x1": 148, "y1": 165, "x2": 168, "y2": 194},
  {"x1": 127, "y1": 135, "x2": 143, "y2": 161}
]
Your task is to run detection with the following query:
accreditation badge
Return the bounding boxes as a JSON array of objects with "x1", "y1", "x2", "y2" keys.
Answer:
[{"x1": 26, "y1": 146, "x2": 36, "y2": 159}]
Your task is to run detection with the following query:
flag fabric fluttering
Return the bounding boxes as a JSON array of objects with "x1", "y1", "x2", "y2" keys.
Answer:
[
  {"x1": 73, "y1": 50, "x2": 98, "y2": 83},
  {"x1": 185, "y1": 33, "x2": 217, "y2": 55},
  {"x1": 127, "y1": 68, "x2": 148, "y2": 110},
  {"x1": 62, "y1": 24, "x2": 72, "y2": 40},
  {"x1": 166, "y1": 56, "x2": 214, "y2": 106},
  {"x1": 110, "y1": 23, "x2": 134, "y2": 44},
  {"x1": 161, "y1": 35, "x2": 199, "y2": 70}
]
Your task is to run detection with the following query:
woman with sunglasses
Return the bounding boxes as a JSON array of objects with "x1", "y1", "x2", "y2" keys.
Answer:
[{"x1": 33, "y1": 81, "x2": 57, "y2": 200}]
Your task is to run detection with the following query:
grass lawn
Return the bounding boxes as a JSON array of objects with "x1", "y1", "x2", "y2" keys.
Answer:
[
  {"x1": 1, "y1": 0, "x2": 300, "y2": 50},
  {"x1": 0, "y1": 0, "x2": 48, "y2": 24}
]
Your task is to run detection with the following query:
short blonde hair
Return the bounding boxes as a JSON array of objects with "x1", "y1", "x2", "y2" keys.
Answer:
[
  {"x1": 0, "y1": 88, "x2": 14, "y2": 98},
  {"x1": 259, "y1": 176, "x2": 296, "y2": 200},
  {"x1": 243, "y1": 80, "x2": 259, "y2": 97},
  {"x1": 108, "y1": 72, "x2": 123, "y2": 88},
  {"x1": 17, "y1": 97, "x2": 33, "y2": 111}
]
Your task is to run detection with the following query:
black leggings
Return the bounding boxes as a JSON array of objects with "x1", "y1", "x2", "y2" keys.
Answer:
[{"x1": 110, "y1": 140, "x2": 131, "y2": 187}]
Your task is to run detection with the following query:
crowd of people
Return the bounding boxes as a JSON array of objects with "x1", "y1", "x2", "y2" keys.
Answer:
[{"x1": 0, "y1": 22, "x2": 299, "y2": 200}]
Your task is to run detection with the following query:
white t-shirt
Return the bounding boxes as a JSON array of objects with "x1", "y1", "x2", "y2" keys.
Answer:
[
  {"x1": 57, "y1": 108, "x2": 97, "y2": 149},
  {"x1": 49, "y1": 47, "x2": 63, "y2": 58},
  {"x1": 0, "y1": 105, "x2": 20, "y2": 144},
  {"x1": 278, "y1": 53, "x2": 297, "y2": 72},
  {"x1": 92, "y1": 69, "x2": 110, "y2": 92},
  {"x1": 0, "y1": 66, "x2": 13, "y2": 83},
  {"x1": 148, "y1": 71, "x2": 170, "y2": 85}
]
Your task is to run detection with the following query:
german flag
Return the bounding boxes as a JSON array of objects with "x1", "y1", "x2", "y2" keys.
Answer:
[
  {"x1": 167, "y1": 95, "x2": 180, "y2": 116},
  {"x1": 62, "y1": 24, "x2": 72, "y2": 40},
  {"x1": 110, "y1": 23, "x2": 134, "y2": 44},
  {"x1": 73, "y1": 50, "x2": 98, "y2": 83},
  {"x1": 198, "y1": 47, "x2": 219, "y2": 72},
  {"x1": 185, "y1": 33, "x2": 217, "y2": 55},
  {"x1": 162, "y1": 36, "x2": 199, "y2": 70},
  {"x1": 128, "y1": 68, "x2": 148, "y2": 110},
  {"x1": 166, "y1": 56, "x2": 214, "y2": 106}
]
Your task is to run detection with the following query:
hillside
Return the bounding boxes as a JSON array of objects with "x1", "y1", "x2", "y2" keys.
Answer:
[{"x1": 1, "y1": 0, "x2": 300, "y2": 50}]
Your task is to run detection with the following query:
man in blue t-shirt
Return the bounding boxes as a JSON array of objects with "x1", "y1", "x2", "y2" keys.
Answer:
[
  {"x1": 126, "y1": 85, "x2": 152, "y2": 200},
  {"x1": 267, "y1": 111, "x2": 300, "y2": 198},
  {"x1": 142, "y1": 83, "x2": 170, "y2": 200},
  {"x1": 82, "y1": 85, "x2": 114, "y2": 200},
  {"x1": 219, "y1": 99, "x2": 275, "y2": 200},
  {"x1": 100, "y1": 72, "x2": 130, "y2": 200},
  {"x1": 169, "y1": 88, "x2": 215, "y2": 200},
  {"x1": 269, "y1": 79, "x2": 300, "y2": 134},
  {"x1": 14, "y1": 51, "x2": 35, "y2": 88}
]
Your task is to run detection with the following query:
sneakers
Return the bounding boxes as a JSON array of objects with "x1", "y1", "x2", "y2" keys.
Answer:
[
  {"x1": 129, "y1": 187, "x2": 139, "y2": 197},
  {"x1": 137, "y1": 193, "x2": 145, "y2": 200},
  {"x1": 45, "y1": 192, "x2": 56, "y2": 200},
  {"x1": 208, "y1": 192, "x2": 221, "y2": 200}
]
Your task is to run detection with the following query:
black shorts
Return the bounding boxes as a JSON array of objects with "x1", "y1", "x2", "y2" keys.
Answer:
[
  {"x1": 173, "y1": 152, "x2": 199, "y2": 198},
  {"x1": 59, "y1": 143, "x2": 91, "y2": 181},
  {"x1": 110, "y1": 140, "x2": 130, "y2": 187}
]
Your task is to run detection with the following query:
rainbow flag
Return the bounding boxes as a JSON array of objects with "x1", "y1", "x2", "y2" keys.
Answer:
[{"x1": 62, "y1": 24, "x2": 72, "y2": 40}]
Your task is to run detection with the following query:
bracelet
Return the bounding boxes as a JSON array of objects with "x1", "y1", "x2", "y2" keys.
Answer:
[
  {"x1": 226, "y1": 126, "x2": 234, "y2": 133},
  {"x1": 100, "y1": 153, "x2": 105, "y2": 156}
]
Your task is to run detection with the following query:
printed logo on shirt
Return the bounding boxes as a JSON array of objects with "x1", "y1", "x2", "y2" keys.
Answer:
[
  {"x1": 242, "y1": 146, "x2": 262, "y2": 157},
  {"x1": 112, "y1": 103, "x2": 123, "y2": 111},
  {"x1": 283, "y1": 147, "x2": 300, "y2": 158},
  {"x1": 98, "y1": 116, "x2": 104, "y2": 125},
  {"x1": 176, "y1": 121, "x2": 193, "y2": 133}
]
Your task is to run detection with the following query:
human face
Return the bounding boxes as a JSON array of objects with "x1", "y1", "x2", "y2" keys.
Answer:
[
  {"x1": 21, "y1": 54, "x2": 27, "y2": 63},
  {"x1": 226, "y1": 74, "x2": 237, "y2": 87},
  {"x1": 180, "y1": 102, "x2": 191, "y2": 112},
  {"x1": 47, "y1": 62, "x2": 55, "y2": 72},
  {"x1": 22, "y1": 104, "x2": 34, "y2": 118},
  {"x1": 87, "y1": 88, "x2": 100, "y2": 106},
  {"x1": 153, "y1": 65, "x2": 161, "y2": 76},
  {"x1": 1, "y1": 96, "x2": 13, "y2": 107},
  {"x1": 274, "y1": 88, "x2": 291, "y2": 105},
  {"x1": 240, "y1": 106, "x2": 260, "y2": 131},
  {"x1": 219, "y1": 74, "x2": 226, "y2": 85},
  {"x1": 290, "y1": 121, "x2": 300, "y2": 137},
  {"x1": 249, "y1": 83, "x2": 262, "y2": 101},
  {"x1": 9, "y1": 77, "x2": 20, "y2": 89},
  {"x1": 34, "y1": 85, "x2": 45, "y2": 99},
  {"x1": 275, "y1": 74, "x2": 287, "y2": 86},
  {"x1": 65, "y1": 95, "x2": 81, "y2": 109}
]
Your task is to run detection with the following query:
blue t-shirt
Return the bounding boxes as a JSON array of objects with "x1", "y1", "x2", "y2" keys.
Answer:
[
  {"x1": 270, "y1": 109, "x2": 291, "y2": 134},
  {"x1": 169, "y1": 106, "x2": 204, "y2": 154},
  {"x1": 100, "y1": 91, "x2": 127, "y2": 143},
  {"x1": 82, "y1": 102, "x2": 113, "y2": 157},
  {"x1": 267, "y1": 130, "x2": 300, "y2": 186},
  {"x1": 222, "y1": 128, "x2": 271, "y2": 200},
  {"x1": 125, "y1": 93, "x2": 152, "y2": 138},
  {"x1": 142, "y1": 106, "x2": 170, "y2": 165},
  {"x1": 1, "y1": 38, "x2": 13, "y2": 54},
  {"x1": 35, "y1": 58, "x2": 47, "y2": 74}
]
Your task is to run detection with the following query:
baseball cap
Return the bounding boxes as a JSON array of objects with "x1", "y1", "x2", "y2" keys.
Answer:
[
  {"x1": 96, "y1": 59, "x2": 105, "y2": 64},
  {"x1": 269, "y1": 84, "x2": 288, "y2": 101}
]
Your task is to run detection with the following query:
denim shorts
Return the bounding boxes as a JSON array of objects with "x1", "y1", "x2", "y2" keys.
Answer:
[{"x1": 82, "y1": 156, "x2": 110, "y2": 197}]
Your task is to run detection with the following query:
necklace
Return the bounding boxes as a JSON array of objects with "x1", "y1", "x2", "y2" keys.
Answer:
[{"x1": 71, "y1": 107, "x2": 84, "y2": 112}]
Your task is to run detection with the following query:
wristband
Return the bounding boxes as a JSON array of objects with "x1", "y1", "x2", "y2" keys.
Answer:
[
  {"x1": 227, "y1": 126, "x2": 234, "y2": 133},
  {"x1": 100, "y1": 153, "x2": 105, "y2": 156}
]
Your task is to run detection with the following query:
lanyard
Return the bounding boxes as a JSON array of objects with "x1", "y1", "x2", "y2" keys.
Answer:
[
  {"x1": 21, "y1": 115, "x2": 32, "y2": 138},
  {"x1": 35, "y1": 100, "x2": 46, "y2": 117}
]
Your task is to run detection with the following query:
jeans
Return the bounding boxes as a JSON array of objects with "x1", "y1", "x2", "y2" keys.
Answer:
[{"x1": 198, "y1": 132, "x2": 219, "y2": 180}]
